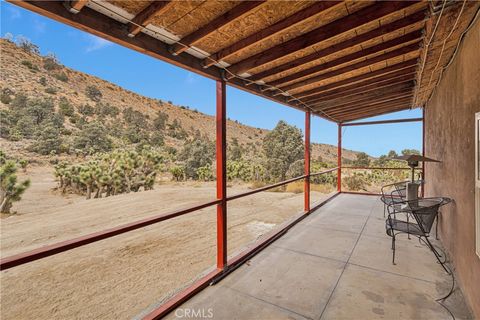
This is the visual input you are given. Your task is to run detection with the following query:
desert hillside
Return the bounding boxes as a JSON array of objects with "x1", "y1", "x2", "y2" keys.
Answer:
[{"x1": 0, "y1": 38, "x2": 360, "y2": 163}]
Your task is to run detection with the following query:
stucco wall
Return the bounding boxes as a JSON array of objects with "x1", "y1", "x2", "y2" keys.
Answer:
[{"x1": 425, "y1": 17, "x2": 480, "y2": 317}]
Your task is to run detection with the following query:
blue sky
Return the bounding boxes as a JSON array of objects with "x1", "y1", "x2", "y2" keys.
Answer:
[{"x1": 0, "y1": 1, "x2": 422, "y2": 157}]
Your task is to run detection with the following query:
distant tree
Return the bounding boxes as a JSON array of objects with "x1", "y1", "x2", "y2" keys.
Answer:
[
  {"x1": 39, "y1": 76, "x2": 47, "y2": 86},
  {"x1": 179, "y1": 137, "x2": 215, "y2": 179},
  {"x1": 43, "y1": 53, "x2": 61, "y2": 71},
  {"x1": 353, "y1": 152, "x2": 370, "y2": 167},
  {"x1": 85, "y1": 85, "x2": 102, "y2": 102},
  {"x1": 0, "y1": 157, "x2": 31, "y2": 214},
  {"x1": 26, "y1": 98, "x2": 54, "y2": 125},
  {"x1": 387, "y1": 150, "x2": 398, "y2": 158},
  {"x1": 10, "y1": 93, "x2": 28, "y2": 110},
  {"x1": 78, "y1": 104, "x2": 94, "y2": 116},
  {"x1": 123, "y1": 107, "x2": 148, "y2": 129},
  {"x1": 16, "y1": 36, "x2": 39, "y2": 54},
  {"x1": 34, "y1": 122, "x2": 63, "y2": 155},
  {"x1": 74, "y1": 121, "x2": 112, "y2": 153},
  {"x1": 262, "y1": 120, "x2": 304, "y2": 182},
  {"x1": 401, "y1": 149, "x2": 421, "y2": 156},
  {"x1": 170, "y1": 165, "x2": 186, "y2": 181},
  {"x1": 286, "y1": 159, "x2": 305, "y2": 179},
  {"x1": 149, "y1": 131, "x2": 165, "y2": 146},
  {"x1": 53, "y1": 71, "x2": 68, "y2": 82}
]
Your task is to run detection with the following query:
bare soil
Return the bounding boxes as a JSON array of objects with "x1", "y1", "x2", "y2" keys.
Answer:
[{"x1": 0, "y1": 166, "x2": 331, "y2": 320}]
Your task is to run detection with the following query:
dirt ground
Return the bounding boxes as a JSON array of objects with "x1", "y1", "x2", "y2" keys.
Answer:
[{"x1": 0, "y1": 166, "x2": 332, "y2": 319}]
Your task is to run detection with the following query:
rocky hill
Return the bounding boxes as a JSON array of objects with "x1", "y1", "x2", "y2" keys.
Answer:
[{"x1": 0, "y1": 38, "x2": 360, "y2": 163}]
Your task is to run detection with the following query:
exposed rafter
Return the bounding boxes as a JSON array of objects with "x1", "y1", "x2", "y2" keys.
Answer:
[
  {"x1": 249, "y1": 10, "x2": 426, "y2": 82},
  {"x1": 128, "y1": 1, "x2": 171, "y2": 38},
  {"x1": 293, "y1": 60, "x2": 418, "y2": 100},
  {"x1": 336, "y1": 103, "x2": 412, "y2": 122},
  {"x1": 283, "y1": 42, "x2": 420, "y2": 92},
  {"x1": 269, "y1": 30, "x2": 422, "y2": 87},
  {"x1": 201, "y1": 1, "x2": 340, "y2": 68},
  {"x1": 64, "y1": 0, "x2": 88, "y2": 14},
  {"x1": 226, "y1": 1, "x2": 421, "y2": 77},
  {"x1": 305, "y1": 72, "x2": 416, "y2": 104},
  {"x1": 314, "y1": 84, "x2": 415, "y2": 111},
  {"x1": 170, "y1": 1, "x2": 266, "y2": 56},
  {"x1": 329, "y1": 99, "x2": 413, "y2": 118}
]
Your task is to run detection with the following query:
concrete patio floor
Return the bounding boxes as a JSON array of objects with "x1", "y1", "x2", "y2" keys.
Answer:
[{"x1": 167, "y1": 194, "x2": 472, "y2": 320}]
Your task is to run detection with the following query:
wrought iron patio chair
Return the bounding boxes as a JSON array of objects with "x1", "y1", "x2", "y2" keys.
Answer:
[
  {"x1": 380, "y1": 181, "x2": 407, "y2": 218},
  {"x1": 385, "y1": 197, "x2": 452, "y2": 273}
]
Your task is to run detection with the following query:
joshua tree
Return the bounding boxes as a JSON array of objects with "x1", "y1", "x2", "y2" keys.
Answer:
[{"x1": 0, "y1": 156, "x2": 31, "y2": 214}]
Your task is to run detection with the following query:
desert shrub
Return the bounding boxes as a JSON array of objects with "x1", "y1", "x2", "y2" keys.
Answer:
[
  {"x1": 85, "y1": 85, "x2": 102, "y2": 102},
  {"x1": 149, "y1": 131, "x2": 165, "y2": 146},
  {"x1": 0, "y1": 155, "x2": 31, "y2": 214},
  {"x1": 123, "y1": 107, "x2": 148, "y2": 129},
  {"x1": 0, "y1": 110, "x2": 12, "y2": 138},
  {"x1": 228, "y1": 137, "x2": 243, "y2": 161},
  {"x1": 73, "y1": 121, "x2": 112, "y2": 154},
  {"x1": 18, "y1": 159, "x2": 28, "y2": 172},
  {"x1": 196, "y1": 165, "x2": 214, "y2": 181},
  {"x1": 13, "y1": 116, "x2": 35, "y2": 139},
  {"x1": 168, "y1": 119, "x2": 187, "y2": 139},
  {"x1": 53, "y1": 71, "x2": 68, "y2": 82},
  {"x1": 227, "y1": 160, "x2": 254, "y2": 181},
  {"x1": 43, "y1": 53, "x2": 61, "y2": 71},
  {"x1": 343, "y1": 173, "x2": 368, "y2": 191},
  {"x1": 1, "y1": 88, "x2": 13, "y2": 104},
  {"x1": 285, "y1": 159, "x2": 305, "y2": 179},
  {"x1": 153, "y1": 111, "x2": 169, "y2": 131},
  {"x1": 44, "y1": 87, "x2": 57, "y2": 95},
  {"x1": 21, "y1": 60, "x2": 39, "y2": 71},
  {"x1": 78, "y1": 104, "x2": 94, "y2": 116},
  {"x1": 54, "y1": 147, "x2": 163, "y2": 199},
  {"x1": 39, "y1": 76, "x2": 47, "y2": 86},
  {"x1": 124, "y1": 126, "x2": 149, "y2": 144},
  {"x1": 401, "y1": 149, "x2": 421, "y2": 156},
  {"x1": 26, "y1": 98, "x2": 54, "y2": 125},
  {"x1": 170, "y1": 165, "x2": 186, "y2": 181},
  {"x1": 33, "y1": 122, "x2": 63, "y2": 155},
  {"x1": 353, "y1": 152, "x2": 370, "y2": 167},
  {"x1": 16, "y1": 36, "x2": 40, "y2": 54},
  {"x1": 58, "y1": 97, "x2": 75, "y2": 117},
  {"x1": 178, "y1": 137, "x2": 215, "y2": 179},
  {"x1": 10, "y1": 93, "x2": 28, "y2": 110},
  {"x1": 262, "y1": 120, "x2": 303, "y2": 183},
  {"x1": 96, "y1": 103, "x2": 119, "y2": 118},
  {"x1": 8, "y1": 128, "x2": 22, "y2": 141}
]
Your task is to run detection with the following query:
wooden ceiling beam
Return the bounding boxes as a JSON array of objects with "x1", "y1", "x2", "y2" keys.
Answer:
[
  {"x1": 295, "y1": 59, "x2": 418, "y2": 100},
  {"x1": 295, "y1": 62, "x2": 417, "y2": 100},
  {"x1": 313, "y1": 81, "x2": 415, "y2": 109},
  {"x1": 305, "y1": 73, "x2": 416, "y2": 104},
  {"x1": 170, "y1": 1, "x2": 265, "y2": 56},
  {"x1": 128, "y1": 1, "x2": 172, "y2": 37},
  {"x1": 226, "y1": 1, "x2": 421, "y2": 77},
  {"x1": 325, "y1": 95, "x2": 413, "y2": 116},
  {"x1": 201, "y1": 1, "x2": 340, "y2": 68},
  {"x1": 269, "y1": 30, "x2": 422, "y2": 87},
  {"x1": 329, "y1": 99, "x2": 413, "y2": 119},
  {"x1": 64, "y1": 0, "x2": 88, "y2": 14},
  {"x1": 248, "y1": 10, "x2": 426, "y2": 82},
  {"x1": 336, "y1": 104, "x2": 412, "y2": 122},
  {"x1": 282, "y1": 41, "x2": 420, "y2": 92}
]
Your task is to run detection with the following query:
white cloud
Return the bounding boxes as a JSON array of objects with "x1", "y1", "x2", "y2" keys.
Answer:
[
  {"x1": 185, "y1": 72, "x2": 198, "y2": 84},
  {"x1": 7, "y1": 6, "x2": 21, "y2": 20},
  {"x1": 85, "y1": 35, "x2": 112, "y2": 52}
]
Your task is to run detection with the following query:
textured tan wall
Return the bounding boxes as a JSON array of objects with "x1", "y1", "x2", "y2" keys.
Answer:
[{"x1": 425, "y1": 18, "x2": 480, "y2": 317}]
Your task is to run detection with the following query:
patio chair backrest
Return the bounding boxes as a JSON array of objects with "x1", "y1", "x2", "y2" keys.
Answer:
[{"x1": 393, "y1": 181, "x2": 407, "y2": 198}]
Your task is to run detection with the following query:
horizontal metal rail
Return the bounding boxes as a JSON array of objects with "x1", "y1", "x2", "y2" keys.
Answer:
[
  {"x1": 341, "y1": 117, "x2": 423, "y2": 126},
  {"x1": 0, "y1": 199, "x2": 221, "y2": 270},
  {"x1": 309, "y1": 167, "x2": 338, "y2": 177},
  {"x1": 342, "y1": 166, "x2": 422, "y2": 170},
  {"x1": 143, "y1": 191, "x2": 341, "y2": 319}
]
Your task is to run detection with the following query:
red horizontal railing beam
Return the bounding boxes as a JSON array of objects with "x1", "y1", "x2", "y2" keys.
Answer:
[
  {"x1": 0, "y1": 199, "x2": 221, "y2": 270},
  {"x1": 341, "y1": 117, "x2": 423, "y2": 126},
  {"x1": 342, "y1": 166, "x2": 422, "y2": 170}
]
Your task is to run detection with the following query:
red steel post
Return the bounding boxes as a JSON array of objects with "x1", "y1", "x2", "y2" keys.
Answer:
[
  {"x1": 304, "y1": 111, "x2": 311, "y2": 212},
  {"x1": 337, "y1": 123, "x2": 342, "y2": 192},
  {"x1": 216, "y1": 80, "x2": 227, "y2": 269},
  {"x1": 421, "y1": 107, "x2": 425, "y2": 197}
]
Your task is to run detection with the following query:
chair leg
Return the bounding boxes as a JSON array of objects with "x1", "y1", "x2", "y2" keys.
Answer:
[
  {"x1": 392, "y1": 235, "x2": 396, "y2": 265},
  {"x1": 383, "y1": 204, "x2": 386, "y2": 218},
  {"x1": 407, "y1": 214, "x2": 411, "y2": 240},
  {"x1": 435, "y1": 217, "x2": 439, "y2": 240},
  {"x1": 424, "y1": 237, "x2": 450, "y2": 274}
]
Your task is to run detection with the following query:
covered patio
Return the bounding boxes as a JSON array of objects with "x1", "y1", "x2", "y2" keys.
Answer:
[
  {"x1": 163, "y1": 194, "x2": 471, "y2": 320},
  {"x1": 2, "y1": 0, "x2": 479, "y2": 319}
]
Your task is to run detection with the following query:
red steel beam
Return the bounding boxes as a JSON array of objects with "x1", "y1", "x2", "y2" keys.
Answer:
[
  {"x1": 304, "y1": 111, "x2": 311, "y2": 212},
  {"x1": 341, "y1": 117, "x2": 423, "y2": 126},
  {"x1": 337, "y1": 124, "x2": 342, "y2": 192},
  {"x1": 216, "y1": 80, "x2": 227, "y2": 269},
  {"x1": 421, "y1": 107, "x2": 425, "y2": 197}
]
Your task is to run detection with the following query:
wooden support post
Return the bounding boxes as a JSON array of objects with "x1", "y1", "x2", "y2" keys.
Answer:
[
  {"x1": 216, "y1": 80, "x2": 227, "y2": 269},
  {"x1": 305, "y1": 111, "x2": 311, "y2": 212},
  {"x1": 337, "y1": 124, "x2": 342, "y2": 192}
]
